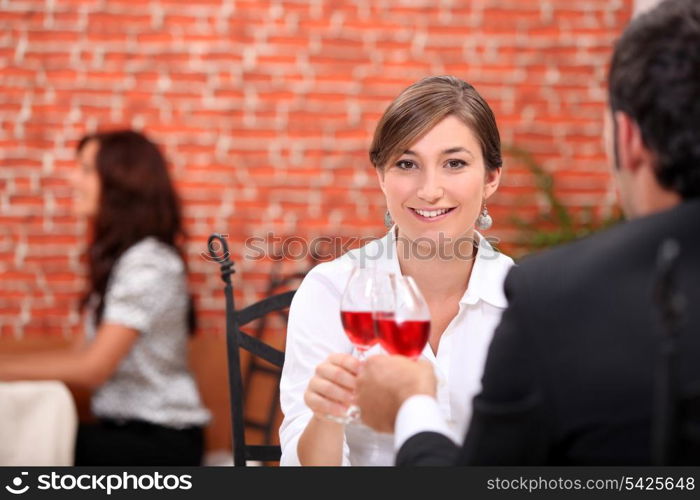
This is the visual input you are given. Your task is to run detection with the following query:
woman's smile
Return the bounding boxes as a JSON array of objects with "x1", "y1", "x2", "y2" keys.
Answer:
[{"x1": 407, "y1": 206, "x2": 457, "y2": 222}]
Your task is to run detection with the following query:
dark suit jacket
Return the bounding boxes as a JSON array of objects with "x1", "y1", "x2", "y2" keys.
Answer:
[{"x1": 397, "y1": 199, "x2": 700, "y2": 465}]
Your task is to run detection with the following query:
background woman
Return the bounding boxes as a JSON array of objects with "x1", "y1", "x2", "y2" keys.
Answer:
[{"x1": 0, "y1": 130, "x2": 210, "y2": 465}]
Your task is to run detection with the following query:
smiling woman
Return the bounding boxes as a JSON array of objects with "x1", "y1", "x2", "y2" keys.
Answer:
[{"x1": 279, "y1": 76, "x2": 515, "y2": 466}]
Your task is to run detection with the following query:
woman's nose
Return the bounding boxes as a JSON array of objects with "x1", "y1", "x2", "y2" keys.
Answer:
[{"x1": 416, "y1": 172, "x2": 444, "y2": 203}]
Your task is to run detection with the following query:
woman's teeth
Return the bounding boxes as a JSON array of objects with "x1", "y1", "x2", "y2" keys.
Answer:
[{"x1": 413, "y1": 208, "x2": 450, "y2": 218}]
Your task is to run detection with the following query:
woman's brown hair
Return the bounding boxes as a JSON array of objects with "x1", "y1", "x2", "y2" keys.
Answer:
[
  {"x1": 77, "y1": 130, "x2": 196, "y2": 334},
  {"x1": 369, "y1": 75, "x2": 502, "y2": 172}
]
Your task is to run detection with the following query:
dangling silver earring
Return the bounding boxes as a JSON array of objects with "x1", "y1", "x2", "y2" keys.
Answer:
[
  {"x1": 384, "y1": 209, "x2": 394, "y2": 229},
  {"x1": 476, "y1": 203, "x2": 493, "y2": 230}
]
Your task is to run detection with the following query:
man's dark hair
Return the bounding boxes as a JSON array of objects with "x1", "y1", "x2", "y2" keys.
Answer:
[{"x1": 608, "y1": 0, "x2": 700, "y2": 198}]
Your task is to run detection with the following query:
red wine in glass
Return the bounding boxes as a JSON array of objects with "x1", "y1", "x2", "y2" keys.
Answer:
[
  {"x1": 374, "y1": 312, "x2": 430, "y2": 359},
  {"x1": 372, "y1": 273, "x2": 431, "y2": 359},
  {"x1": 340, "y1": 311, "x2": 378, "y2": 352},
  {"x1": 326, "y1": 266, "x2": 378, "y2": 424}
]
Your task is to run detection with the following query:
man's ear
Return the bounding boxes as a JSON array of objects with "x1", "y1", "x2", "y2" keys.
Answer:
[
  {"x1": 614, "y1": 111, "x2": 653, "y2": 174},
  {"x1": 483, "y1": 167, "x2": 501, "y2": 200},
  {"x1": 375, "y1": 167, "x2": 386, "y2": 195}
]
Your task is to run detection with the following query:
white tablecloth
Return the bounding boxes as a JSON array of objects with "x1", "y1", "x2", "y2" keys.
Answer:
[{"x1": 0, "y1": 381, "x2": 78, "y2": 466}]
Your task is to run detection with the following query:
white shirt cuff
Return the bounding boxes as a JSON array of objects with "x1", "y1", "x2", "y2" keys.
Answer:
[{"x1": 394, "y1": 394, "x2": 454, "y2": 453}]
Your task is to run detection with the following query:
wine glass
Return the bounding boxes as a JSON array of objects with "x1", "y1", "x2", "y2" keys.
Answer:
[
  {"x1": 372, "y1": 273, "x2": 431, "y2": 360},
  {"x1": 328, "y1": 265, "x2": 379, "y2": 424}
]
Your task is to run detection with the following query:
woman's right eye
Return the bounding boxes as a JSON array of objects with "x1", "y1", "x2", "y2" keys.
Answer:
[{"x1": 395, "y1": 160, "x2": 417, "y2": 170}]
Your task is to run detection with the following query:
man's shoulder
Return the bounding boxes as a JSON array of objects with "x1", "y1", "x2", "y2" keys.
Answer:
[
  {"x1": 514, "y1": 224, "x2": 623, "y2": 277},
  {"x1": 511, "y1": 200, "x2": 700, "y2": 293}
]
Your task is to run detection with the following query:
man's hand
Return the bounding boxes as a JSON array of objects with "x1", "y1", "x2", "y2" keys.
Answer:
[{"x1": 356, "y1": 355, "x2": 437, "y2": 433}]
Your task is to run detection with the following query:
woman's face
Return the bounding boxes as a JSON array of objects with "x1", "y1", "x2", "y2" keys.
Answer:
[
  {"x1": 377, "y1": 115, "x2": 500, "y2": 247},
  {"x1": 70, "y1": 139, "x2": 101, "y2": 218}
]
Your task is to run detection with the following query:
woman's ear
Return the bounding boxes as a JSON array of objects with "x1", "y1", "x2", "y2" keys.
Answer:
[
  {"x1": 483, "y1": 167, "x2": 501, "y2": 200},
  {"x1": 375, "y1": 167, "x2": 387, "y2": 196}
]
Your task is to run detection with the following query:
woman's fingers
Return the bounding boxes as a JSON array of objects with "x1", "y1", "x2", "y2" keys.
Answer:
[
  {"x1": 307, "y1": 376, "x2": 354, "y2": 406},
  {"x1": 327, "y1": 352, "x2": 361, "y2": 375},
  {"x1": 314, "y1": 362, "x2": 357, "y2": 392},
  {"x1": 303, "y1": 353, "x2": 362, "y2": 418},
  {"x1": 304, "y1": 388, "x2": 350, "y2": 417}
]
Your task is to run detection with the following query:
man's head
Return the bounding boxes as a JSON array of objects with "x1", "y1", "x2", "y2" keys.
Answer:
[{"x1": 606, "y1": 0, "x2": 700, "y2": 218}]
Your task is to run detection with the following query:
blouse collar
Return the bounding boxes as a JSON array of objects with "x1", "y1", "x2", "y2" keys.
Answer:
[{"x1": 365, "y1": 226, "x2": 508, "y2": 309}]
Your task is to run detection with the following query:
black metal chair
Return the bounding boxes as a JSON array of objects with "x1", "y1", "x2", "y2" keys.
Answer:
[
  {"x1": 208, "y1": 233, "x2": 297, "y2": 466},
  {"x1": 242, "y1": 263, "x2": 309, "y2": 449}
]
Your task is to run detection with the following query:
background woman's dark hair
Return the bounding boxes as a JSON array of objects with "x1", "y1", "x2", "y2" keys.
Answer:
[
  {"x1": 608, "y1": 0, "x2": 700, "y2": 198},
  {"x1": 77, "y1": 130, "x2": 197, "y2": 334}
]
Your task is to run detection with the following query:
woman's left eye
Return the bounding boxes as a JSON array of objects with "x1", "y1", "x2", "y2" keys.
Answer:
[
  {"x1": 395, "y1": 160, "x2": 417, "y2": 170},
  {"x1": 446, "y1": 159, "x2": 467, "y2": 169}
]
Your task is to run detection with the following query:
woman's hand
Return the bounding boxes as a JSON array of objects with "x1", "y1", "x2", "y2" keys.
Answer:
[
  {"x1": 297, "y1": 353, "x2": 361, "y2": 464},
  {"x1": 304, "y1": 353, "x2": 361, "y2": 421}
]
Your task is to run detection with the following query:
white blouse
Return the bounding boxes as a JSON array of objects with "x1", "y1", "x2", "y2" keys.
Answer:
[{"x1": 279, "y1": 228, "x2": 514, "y2": 466}]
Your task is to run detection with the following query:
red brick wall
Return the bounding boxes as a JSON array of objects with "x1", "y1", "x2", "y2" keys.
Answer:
[{"x1": 1, "y1": 0, "x2": 632, "y2": 341}]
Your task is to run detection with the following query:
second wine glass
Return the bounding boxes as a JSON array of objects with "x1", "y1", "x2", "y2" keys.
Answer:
[{"x1": 372, "y1": 273, "x2": 431, "y2": 360}]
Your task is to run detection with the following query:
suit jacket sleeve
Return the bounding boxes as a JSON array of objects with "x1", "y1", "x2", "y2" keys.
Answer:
[{"x1": 397, "y1": 265, "x2": 550, "y2": 466}]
